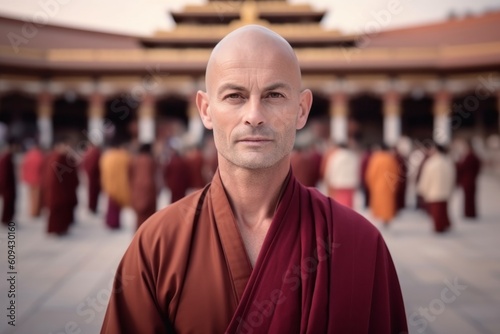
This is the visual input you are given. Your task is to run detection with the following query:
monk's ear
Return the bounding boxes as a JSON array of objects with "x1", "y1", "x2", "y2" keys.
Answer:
[
  {"x1": 297, "y1": 89, "x2": 312, "y2": 130},
  {"x1": 196, "y1": 90, "x2": 213, "y2": 130}
]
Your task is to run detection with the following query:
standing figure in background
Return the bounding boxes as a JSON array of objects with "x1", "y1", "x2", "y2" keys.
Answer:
[
  {"x1": 394, "y1": 147, "x2": 408, "y2": 211},
  {"x1": 44, "y1": 139, "x2": 79, "y2": 235},
  {"x1": 323, "y1": 143, "x2": 359, "y2": 208},
  {"x1": 320, "y1": 142, "x2": 338, "y2": 198},
  {"x1": 184, "y1": 143, "x2": 205, "y2": 191},
  {"x1": 81, "y1": 143, "x2": 101, "y2": 214},
  {"x1": 130, "y1": 144, "x2": 158, "y2": 230},
  {"x1": 21, "y1": 141, "x2": 45, "y2": 217},
  {"x1": 290, "y1": 135, "x2": 322, "y2": 188},
  {"x1": 414, "y1": 146, "x2": 431, "y2": 211},
  {"x1": 359, "y1": 144, "x2": 373, "y2": 209},
  {"x1": 366, "y1": 143, "x2": 399, "y2": 226},
  {"x1": 100, "y1": 139, "x2": 131, "y2": 229},
  {"x1": 0, "y1": 140, "x2": 16, "y2": 225},
  {"x1": 418, "y1": 143, "x2": 456, "y2": 233},
  {"x1": 456, "y1": 139, "x2": 481, "y2": 218},
  {"x1": 164, "y1": 143, "x2": 190, "y2": 204}
]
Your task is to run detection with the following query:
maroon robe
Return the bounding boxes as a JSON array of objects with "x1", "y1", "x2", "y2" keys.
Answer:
[
  {"x1": 427, "y1": 201, "x2": 451, "y2": 233},
  {"x1": 456, "y1": 151, "x2": 481, "y2": 218},
  {"x1": 130, "y1": 153, "x2": 157, "y2": 229},
  {"x1": 0, "y1": 151, "x2": 16, "y2": 224},
  {"x1": 395, "y1": 152, "x2": 408, "y2": 211},
  {"x1": 82, "y1": 145, "x2": 101, "y2": 213},
  {"x1": 290, "y1": 149, "x2": 322, "y2": 187},
  {"x1": 101, "y1": 170, "x2": 407, "y2": 333},
  {"x1": 45, "y1": 151, "x2": 79, "y2": 234},
  {"x1": 164, "y1": 152, "x2": 189, "y2": 203}
]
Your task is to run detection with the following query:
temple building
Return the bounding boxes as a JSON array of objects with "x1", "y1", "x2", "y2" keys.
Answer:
[{"x1": 0, "y1": 0, "x2": 499, "y2": 149}]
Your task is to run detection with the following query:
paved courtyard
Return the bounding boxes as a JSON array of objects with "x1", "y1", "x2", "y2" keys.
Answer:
[{"x1": 0, "y1": 171, "x2": 499, "y2": 334}]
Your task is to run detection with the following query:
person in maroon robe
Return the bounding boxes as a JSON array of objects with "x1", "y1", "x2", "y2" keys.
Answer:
[
  {"x1": 44, "y1": 140, "x2": 79, "y2": 235},
  {"x1": 185, "y1": 144, "x2": 206, "y2": 190},
  {"x1": 130, "y1": 144, "x2": 157, "y2": 230},
  {"x1": 359, "y1": 144, "x2": 373, "y2": 209},
  {"x1": 456, "y1": 140, "x2": 482, "y2": 218},
  {"x1": 0, "y1": 141, "x2": 16, "y2": 225},
  {"x1": 81, "y1": 143, "x2": 101, "y2": 214},
  {"x1": 290, "y1": 144, "x2": 322, "y2": 187},
  {"x1": 164, "y1": 147, "x2": 190, "y2": 204},
  {"x1": 394, "y1": 148, "x2": 408, "y2": 211},
  {"x1": 101, "y1": 25, "x2": 407, "y2": 334}
]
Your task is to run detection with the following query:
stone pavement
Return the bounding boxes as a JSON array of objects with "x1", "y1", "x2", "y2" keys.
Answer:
[{"x1": 0, "y1": 171, "x2": 499, "y2": 334}]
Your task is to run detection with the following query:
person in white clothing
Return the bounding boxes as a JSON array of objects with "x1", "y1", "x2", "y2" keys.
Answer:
[
  {"x1": 324, "y1": 143, "x2": 360, "y2": 208},
  {"x1": 417, "y1": 143, "x2": 456, "y2": 233}
]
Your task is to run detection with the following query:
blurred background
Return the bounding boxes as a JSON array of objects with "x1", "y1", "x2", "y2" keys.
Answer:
[{"x1": 0, "y1": 0, "x2": 499, "y2": 333}]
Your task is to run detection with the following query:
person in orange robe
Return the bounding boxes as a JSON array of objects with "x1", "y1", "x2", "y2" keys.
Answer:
[
  {"x1": 100, "y1": 140, "x2": 131, "y2": 229},
  {"x1": 129, "y1": 143, "x2": 157, "y2": 230},
  {"x1": 101, "y1": 25, "x2": 407, "y2": 334},
  {"x1": 365, "y1": 143, "x2": 400, "y2": 225}
]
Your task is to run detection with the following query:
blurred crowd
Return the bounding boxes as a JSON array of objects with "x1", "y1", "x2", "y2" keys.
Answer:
[{"x1": 1, "y1": 130, "x2": 499, "y2": 236}]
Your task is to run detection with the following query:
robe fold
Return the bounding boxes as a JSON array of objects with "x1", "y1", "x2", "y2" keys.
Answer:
[{"x1": 101, "y1": 170, "x2": 407, "y2": 334}]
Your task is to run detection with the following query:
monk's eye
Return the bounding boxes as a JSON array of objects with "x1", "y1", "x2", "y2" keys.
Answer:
[
  {"x1": 224, "y1": 93, "x2": 244, "y2": 100},
  {"x1": 267, "y1": 92, "x2": 285, "y2": 99}
]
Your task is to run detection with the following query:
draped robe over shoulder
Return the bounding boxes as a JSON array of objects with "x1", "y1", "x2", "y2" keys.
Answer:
[{"x1": 101, "y1": 170, "x2": 407, "y2": 334}]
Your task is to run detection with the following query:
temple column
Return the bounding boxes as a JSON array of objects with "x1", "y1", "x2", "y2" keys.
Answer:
[
  {"x1": 185, "y1": 93, "x2": 204, "y2": 145},
  {"x1": 329, "y1": 92, "x2": 348, "y2": 144},
  {"x1": 87, "y1": 92, "x2": 105, "y2": 146},
  {"x1": 138, "y1": 94, "x2": 156, "y2": 144},
  {"x1": 383, "y1": 91, "x2": 401, "y2": 147},
  {"x1": 37, "y1": 92, "x2": 53, "y2": 149},
  {"x1": 433, "y1": 91, "x2": 452, "y2": 145}
]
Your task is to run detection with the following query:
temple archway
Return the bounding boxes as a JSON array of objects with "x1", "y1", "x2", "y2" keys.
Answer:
[
  {"x1": 451, "y1": 93, "x2": 498, "y2": 139},
  {"x1": 401, "y1": 94, "x2": 434, "y2": 141},
  {"x1": 155, "y1": 95, "x2": 189, "y2": 141},
  {"x1": 0, "y1": 92, "x2": 37, "y2": 147},
  {"x1": 105, "y1": 94, "x2": 138, "y2": 143},
  {"x1": 349, "y1": 93, "x2": 383, "y2": 146},
  {"x1": 53, "y1": 92, "x2": 88, "y2": 142}
]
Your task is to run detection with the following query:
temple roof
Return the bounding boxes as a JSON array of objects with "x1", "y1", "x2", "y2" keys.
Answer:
[
  {"x1": 143, "y1": 1, "x2": 340, "y2": 48},
  {"x1": 0, "y1": 2, "x2": 499, "y2": 76}
]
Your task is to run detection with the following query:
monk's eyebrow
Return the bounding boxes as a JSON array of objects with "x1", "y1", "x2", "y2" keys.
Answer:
[
  {"x1": 264, "y1": 82, "x2": 292, "y2": 92},
  {"x1": 217, "y1": 83, "x2": 246, "y2": 96}
]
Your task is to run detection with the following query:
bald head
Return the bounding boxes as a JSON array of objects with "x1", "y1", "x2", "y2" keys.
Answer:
[{"x1": 205, "y1": 25, "x2": 302, "y2": 94}]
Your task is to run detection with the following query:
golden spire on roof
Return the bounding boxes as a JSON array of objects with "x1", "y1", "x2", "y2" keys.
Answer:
[{"x1": 240, "y1": 0, "x2": 258, "y2": 24}]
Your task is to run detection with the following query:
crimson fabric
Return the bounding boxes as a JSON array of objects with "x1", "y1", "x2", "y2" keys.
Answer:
[
  {"x1": 164, "y1": 152, "x2": 189, "y2": 203},
  {"x1": 427, "y1": 201, "x2": 451, "y2": 233},
  {"x1": 106, "y1": 197, "x2": 121, "y2": 229},
  {"x1": 82, "y1": 146, "x2": 101, "y2": 213},
  {"x1": 101, "y1": 170, "x2": 407, "y2": 334},
  {"x1": 360, "y1": 151, "x2": 372, "y2": 209},
  {"x1": 395, "y1": 152, "x2": 407, "y2": 211},
  {"x1": 457, "y1": 152, "x2": 481, "y2": 218},
  {"x1": 130, "y1": 153, "x2": 157, "y2": 229},
  {"x1": 45, "y1": 151, "x2": 79, "y2": 234},
  {"x1": 290, "y1": 149, "x2": 322, "y2": 187},
  {"x1": 332, "y1": 188, "x2": 355, "y2": 209},
  {"x1": 0, "y1": 151, "x2": 16, "y2": 224}
]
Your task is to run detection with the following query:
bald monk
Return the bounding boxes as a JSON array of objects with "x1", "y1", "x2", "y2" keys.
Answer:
[{"x1": 101, "y1": 25, "x2": 407, "y2": 334}]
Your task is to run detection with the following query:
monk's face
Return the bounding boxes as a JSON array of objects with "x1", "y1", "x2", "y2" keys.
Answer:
[{"x1": 197, "y1": 26, "x2": 312, "y2": 170}]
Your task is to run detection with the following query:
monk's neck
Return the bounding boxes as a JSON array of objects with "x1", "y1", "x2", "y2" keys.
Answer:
[{"x1": 218, "y1": 160, "x2": 289, "y2": 228}]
